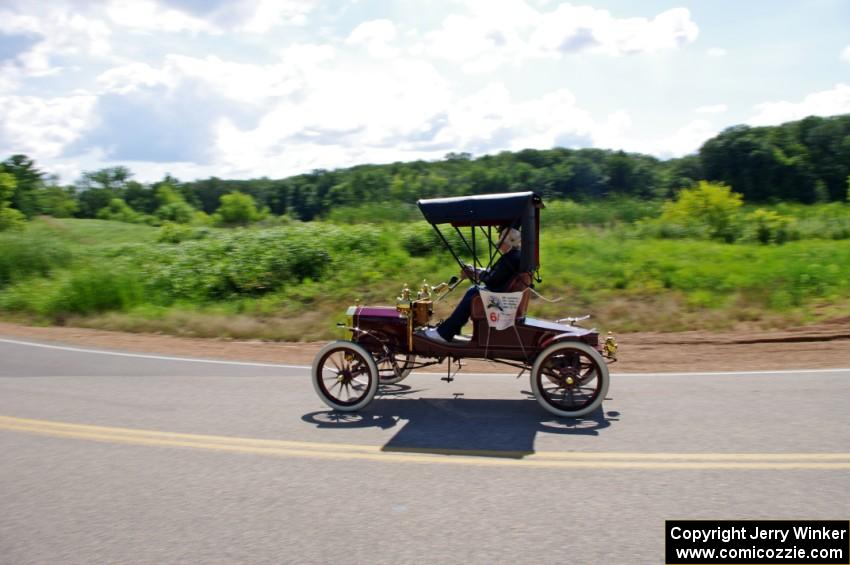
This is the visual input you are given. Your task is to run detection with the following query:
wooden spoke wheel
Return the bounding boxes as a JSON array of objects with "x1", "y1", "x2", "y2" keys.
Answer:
[
  {"x1": 311, "y1": 341, "x2": 379, "y2": 412},
  {"x1": 530, "y1": 341, "x2": 610, "y2": 418}
]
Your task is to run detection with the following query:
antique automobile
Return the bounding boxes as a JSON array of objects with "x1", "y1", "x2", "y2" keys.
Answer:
[{"x1": 311, "y1": 191, "x2": 618, "y2": 417}]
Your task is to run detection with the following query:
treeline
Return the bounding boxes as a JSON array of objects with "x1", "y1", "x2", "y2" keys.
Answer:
[
  {"x1": 1, "y1": 114, "x2": 849, "y2": 226},
  {"x1": 701, "y1": 114, "x2": 850, "y2": 203}
]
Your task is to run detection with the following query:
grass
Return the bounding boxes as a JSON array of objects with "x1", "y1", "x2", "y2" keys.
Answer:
[
  {"x1": 1, "y1": 211, "x2": 849, "y2": 340},
  {"x1": 26, "y1": 215, "x2": 158, "y2": 248},
  {"x1": 535, "y1": 230, "x2": 850, "y2": 331}
]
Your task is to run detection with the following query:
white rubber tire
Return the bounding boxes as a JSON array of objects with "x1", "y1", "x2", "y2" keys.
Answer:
[
  {"x1": 530, "y1": 341, "x2": 610, "y2": 418},
  {"x1": 311, "y1": 341, "x2": 379, "y2": 412}
]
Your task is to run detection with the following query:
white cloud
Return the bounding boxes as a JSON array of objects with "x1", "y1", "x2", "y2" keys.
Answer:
[
  {"x1": 0, "y1": 95, "x2": 98, "y2": 158},
  {"x1": 141, "y1": 0, "x2": 313, "y2": 33},
  {"x1": 156, "y1": 55, "x2": 305, "y2": 102},
  {"x1": 696, "y1": 104, "x2": 727, "y2": 114},
  {"x1": 96, "y1": 62, "x2": 171, "y2": 94},
  {"x1": 28, "y1": 37, "x2": 720, "y2": 181},
  {"x1": 531, "y1": 6, "x2": 698, "y2": 56},
  {"x1": 212, "y1": 77, "x2": 636, "y2": 180},
  {"x1": 0, "y1": 66, "x2": 21, "y2": 93},
  {"x1": 346, "y1": 19, "x2": 399, "y2": 59},
  {"x1": 422, "y1": 0, "x2": 539, "y2": 68},
  {"x1": 588, "y1": 115, "x2": 718, "y2": 158},
  {"x1": 106, "y1": 0, "x2": 214, "y2": 34},
  {"x1": 233, "y1": 0, "x2": 313, "y2": 32},
  {"x1": 748, "y1": 83, "x2": 850, "y2": 126},
  {"x1": 428, "y1": 84, "x2": 601, "y2": 152},
  {"x1": 6, "y1": 0, "x2": 826, "y2": 184},
  {"x1": 0, "y1": 9, "x2": 42, "y2": 35},
  {"x1": 422, "y1": 3, "x2": 698, "y2": 71},
  {"x1": 96, "y1": 45, "x2": 335, "y2": 102},
  {"x1": 276, "y1": 43, "x2": 336, "y2": 66},
  {"x1": 0, "y1": 6, "x2": 112, "y2": 77},
  {"x1": 842, "y1": 45, "x2": 850, "y2": 62},
  {"x1": 215, "y1": 59, "x2": 455, "y2": 168},
  {"x1": 103, "y1": 0, "x2": 312, "y2": 35},
  {"x1": 80, "y1": 47, "x2": 341, "y2": 164}
]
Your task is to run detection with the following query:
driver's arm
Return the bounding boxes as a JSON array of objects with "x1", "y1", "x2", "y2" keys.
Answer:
[{"x1": 461, "y1": 264, "x2": 487, "y2": 281}]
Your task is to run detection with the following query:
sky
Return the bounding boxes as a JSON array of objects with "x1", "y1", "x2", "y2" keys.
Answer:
[{"x1": 1, "y1": 0, "x2": 849, "y2": 183}]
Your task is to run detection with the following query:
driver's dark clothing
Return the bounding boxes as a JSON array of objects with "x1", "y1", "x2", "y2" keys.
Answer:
[{"x1": 437, "y1": 248, "x2": 521, "y2": 341}]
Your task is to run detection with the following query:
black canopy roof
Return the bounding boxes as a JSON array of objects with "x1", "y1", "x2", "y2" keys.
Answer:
[{"x1": 417, "y1": 191, "x2": 542, "y2": 226}]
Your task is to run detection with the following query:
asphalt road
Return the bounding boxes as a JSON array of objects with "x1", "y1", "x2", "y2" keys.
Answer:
[{"x1": 1, "y1": 337, "x2": 849, "y2": 565}]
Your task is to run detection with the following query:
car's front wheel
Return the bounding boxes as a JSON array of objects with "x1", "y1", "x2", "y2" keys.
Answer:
[{"x1": 311, "y1": 341, "x2": 379, "y2": 412}]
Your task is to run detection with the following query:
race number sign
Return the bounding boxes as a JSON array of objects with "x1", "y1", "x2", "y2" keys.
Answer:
[{"x1": 479, "y1": 290, "x2": 524, "y2": 330}]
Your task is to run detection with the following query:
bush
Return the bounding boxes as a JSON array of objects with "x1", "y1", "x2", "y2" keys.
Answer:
[
  {"x1": 0, "y1": 171, "x2": 25, "y2": 231},
  {"x1": 213, "y1": 192, "x2": 263, "y2": 226},
  {"x1": 145, "y1": 226, "x2": 346, "y2": 299},
  {"x1": 0, "y1": 233, "x2": 72, "y2": 287},
  {"x1": 399, "y1": 223, "x2": 443, "y2": 256},
  {"x1": 658, "y1": 181, "x2": 743, "y2": 242},
  {"x1": 745, "y1": 209, "x2": 795, "y2": 244},
  {"x1": 320, "y1": 223, "x2": 383, "y2": 254},
  {"x1": 96, "y1": 198, "x2": 144, "y2": 224},
  {"x1": 155, "y1": 200, "x2": 196, "y2": 224},
  {"x1": 156, "y1": 222, "x2": 212, "y2": 243},
  {"x1": 0, "y1": 206, "x2": 26, "y2": 231},
  {"x1": 544, "y1": 197, "x2": 662, "y2": 228},
  {"x1": 772, "y1": 202, "x2": 850, "y2": 241},
  {"x1": 48, "y1": 268, "x2": 145, "y2": 316},
  {"x1": 325, "y1": 202, "x2": 420, "y2": 223}
]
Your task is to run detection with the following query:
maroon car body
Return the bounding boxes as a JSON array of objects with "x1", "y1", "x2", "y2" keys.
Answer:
[{"x1": 348, "y1": 305, "x2": 599, "y2": 362}]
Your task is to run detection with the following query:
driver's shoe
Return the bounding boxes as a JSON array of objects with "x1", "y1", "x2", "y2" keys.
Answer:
[{"x1": 424, "y1": 327, "x2": 450, "y2": 343}]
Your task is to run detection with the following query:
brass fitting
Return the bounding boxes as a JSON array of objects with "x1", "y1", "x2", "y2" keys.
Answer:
[{"x1": 603, "y1": 332, "x2": 618, "y2": 360}]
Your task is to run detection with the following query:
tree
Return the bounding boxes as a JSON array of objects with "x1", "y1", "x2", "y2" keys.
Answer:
[
  {"x1": 152, "y1": 182, "x2": 197, "y2": 224},
  {"x1": 700, "y1": 115, "x2": 850, "y2": 203},
  {"x1": 213, "y1": 191, "x2": 263, "y2": 226},
  {"x1": 124, "y1": 181, "x2": 158, "y2": 214},
  {"x1": 0, "y1": 171, "x2": 26, "y2": 231},
  {"x1": 75, "y1": 167, "x2": 134, "y2": 218},
  {"x1": 2, "y1": 154, "x2": 45, "y2": 218},
  {"x1": 155, "y1": 183, "x2": 183, "y2": 206},
  {"x1": 33, "y1": 184, "x2": 79, "y2": 217},
  {"x1": 78, "y1": 166, "x2": 133, "y2": 192}
]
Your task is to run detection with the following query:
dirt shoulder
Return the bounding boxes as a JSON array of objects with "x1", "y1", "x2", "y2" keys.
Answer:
[{"x1": 2, "y1": 320, "x2": 850, "y2": 373}]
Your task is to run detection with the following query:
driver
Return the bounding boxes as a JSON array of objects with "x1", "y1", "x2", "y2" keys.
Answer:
[{"x1": 424, "y1": 227, "x2": 522, "y2": 343}]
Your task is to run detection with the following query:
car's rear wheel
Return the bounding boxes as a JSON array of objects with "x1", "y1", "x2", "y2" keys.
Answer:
[
  {"x1": 377, "y1": 353, "x2": 415, "y2": 385},
  {"x1": 530, "y1": 341, "x2": 609, "y2": 417},
  {"x1": 312, "y1": 341, "x2": 379, "y2": 412}
]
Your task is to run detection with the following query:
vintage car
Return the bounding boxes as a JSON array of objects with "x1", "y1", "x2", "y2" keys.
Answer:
[{"x1": 311, "y1": 191, "x2": 617, "y2": 417}]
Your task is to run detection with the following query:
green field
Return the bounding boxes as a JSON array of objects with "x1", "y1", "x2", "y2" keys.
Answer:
[{"x1": 2, "y1": 203, "x2": 849, "y2": 340}]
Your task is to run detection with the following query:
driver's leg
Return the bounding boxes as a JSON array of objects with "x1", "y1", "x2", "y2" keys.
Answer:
[{"x1": 437, "y1": 286, "x2": 479, "y2": 341}]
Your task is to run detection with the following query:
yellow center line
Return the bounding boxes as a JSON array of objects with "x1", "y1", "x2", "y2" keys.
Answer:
[{"x1": 2, "y1": 415, "x2": 850, "y2": 470}]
